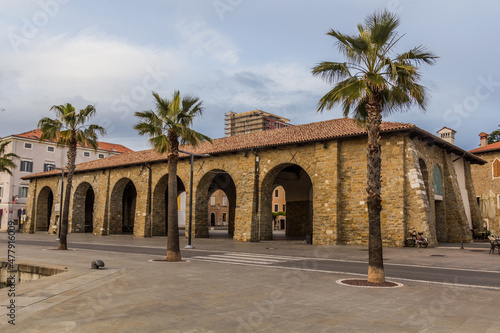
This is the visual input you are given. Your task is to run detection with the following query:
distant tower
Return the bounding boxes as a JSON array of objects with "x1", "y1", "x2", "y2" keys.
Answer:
[
  {"x1": 479, "y1": 132, "x2": 489, "y2": 147},
  {"x1": 437, "y1": 127, "x2": 456, "y2": 145}
]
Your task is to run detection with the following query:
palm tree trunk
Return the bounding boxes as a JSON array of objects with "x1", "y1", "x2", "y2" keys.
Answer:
[
  {"x1": 366, "y1": 101, "x2": 385, "y2": 283},
  {"x1": 58, "y1": 140, "x2": 77, "y2": 250},
  {"x1": 166, "y1": 134, "x2": 181, "y2": 261}
]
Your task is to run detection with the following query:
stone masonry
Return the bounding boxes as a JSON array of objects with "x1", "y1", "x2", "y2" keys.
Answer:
[{"x1": 21, "y1": 119, "x2": 484, "y2": 247}]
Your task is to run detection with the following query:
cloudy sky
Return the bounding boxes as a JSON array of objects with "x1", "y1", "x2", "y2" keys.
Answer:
[{"x1": 1, "y1": 0, "x2": 499, "y2": 151}]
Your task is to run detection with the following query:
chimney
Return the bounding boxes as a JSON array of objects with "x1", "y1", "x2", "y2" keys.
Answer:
[
  {"x1": 437, "y1": 127, "x2": 456, "y2": 145},
  {"x1": 479, "y1": 132, "x2": 489, "y2": 147}
]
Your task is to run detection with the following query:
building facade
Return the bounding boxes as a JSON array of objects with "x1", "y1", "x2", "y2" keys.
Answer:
[
  {"x1": 0, "y1": 129, "x2": 133, "y2": 231},
  {"x1": 21, "y1": 118, "x2": 484, "y2": 247},
  {"x1": 469, "y1": 132, "x2": 500, "y2": 236},
  {"x1": 208, "y1": 189, "x2": 229, "y2": 227},
  {"x1": 225, "y1": 110, "x2": 292, "y2": 137}
]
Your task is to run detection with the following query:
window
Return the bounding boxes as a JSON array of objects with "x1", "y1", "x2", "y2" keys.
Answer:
[
  {"x1": 275, "y1": 189, "x2": 279, "y2": 197},
  {"x1": 433, "y1": 165, "x2": 443, "y2": 196},
  {"x1": 283, "y1": 204, "x2": 286, "y2": 212},
  {"x1": 493, "y1": 159, "x2": 500, "y2": 178},
  {"x1": 222, "y1": 196, "x2": 227, "y2": 206},
  {"x1": 83, "y1": 152, "x2": 90, "y2": 157},
  {"x1": 24, "y1": 142, "x2": 32, "y2": 149},
  {"x1": 44, "y1": 163, "x2": 56, "y2": 172},
  {"x1": 0, "y1": 186, "x2": 3, "y2": 199},
  {"x1": 98, "y1": 153, "x2": 105, "y2": 159},
  {"x1": 20, "y1": 160, "x2": 33, "y2": 172},
  {"x1": 47, "y1": 146, "x2": 55, "y2": 152},
  {"x1": 274, "y1": 123, "x2": 278, "y2": 129},
  {"x1": 222, "y1": 213, "x2": 227, "y2": 222},
  {"x1": 210, "y1": 196, "x2": 215, "y2": 206},
  {"x1": 274, "y1": 204, "x2": 279, "y2": 212},
  {"x1": 18, "y1": 186, "x2": 29, "y2": 198}
]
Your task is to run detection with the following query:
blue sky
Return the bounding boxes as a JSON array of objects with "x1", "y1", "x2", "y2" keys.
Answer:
[{"x1": 1, "y1": 0, "x2": 499, "y2": 151}]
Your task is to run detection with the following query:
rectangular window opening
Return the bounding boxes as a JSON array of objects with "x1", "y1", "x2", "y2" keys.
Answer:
[
  {"x1": 274, "y1": 204, "x2": 279, "y2": 212},
  {"x1": 24, "y1": 142, "x2": 32, "y2": 149},
  {"x1": 44, "y1": 163, "x2": 56, "y2": 172},
  {"x1": 20, "y1": 160, "x2": 33, "y2": 173},
  {"x1": 47, "y1": 146, "x2": 55, "y2": 152},
  {"x1": 19, "y1": 186, "x2": 29, "y2": 198}
]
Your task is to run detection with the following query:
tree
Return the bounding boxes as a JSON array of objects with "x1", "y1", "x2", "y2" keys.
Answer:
[
  {"x1": 134, "y1": 91, "x2": 211, "y2": 261},
  {"x1": 312, "y1": 10, "x2": 437, "y2": 283},
  {"x1": 0, "y1": 139, "x2": 19, "y2": 175},
  {"x1": 38, "y1": 104, "x2": 106, "y2": 250},
  {"x1": 488, "y1": 126, "x2": 500, "y2": 144}
]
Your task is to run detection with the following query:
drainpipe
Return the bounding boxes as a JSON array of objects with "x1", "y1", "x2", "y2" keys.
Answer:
[{"x1": 252, "y1": 149, "x2": 260, "y2": 241}]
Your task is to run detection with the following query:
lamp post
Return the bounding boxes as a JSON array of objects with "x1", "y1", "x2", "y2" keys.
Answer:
[
  {"x1": 49, "y1": 166, "x2": 65, "y2": 241},
  {"x1": 179, "y1": 150, "x2": 209, "y2": 249}
]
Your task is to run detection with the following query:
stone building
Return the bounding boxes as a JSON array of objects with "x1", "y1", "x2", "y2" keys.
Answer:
[
  {"x1": 0, "y1": 129, "x2": 133, "y2": 232},
  {"x1": 21, "y1": 118, "x2": 485, "y2": 247},
  {"x1": 208, "y1": 189, "x2": 229, "y2": 226},
  {"x1": 469, "y1": 132, "x2": 500, "y2": 235}
]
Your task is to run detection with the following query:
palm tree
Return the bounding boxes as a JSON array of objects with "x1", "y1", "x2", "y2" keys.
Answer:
[
  {"x1": 312, "y1": 10, "x2": 437, "y2": 283},
  {"x1": 0, "y1": 139, "x2": 19, "y2": 175},
  {"x1": 134, "y1": 91, "x2": 211, "y2": 261},
  {"x1": 38, "y1": 104, "x2": 106, "y2": 250}
]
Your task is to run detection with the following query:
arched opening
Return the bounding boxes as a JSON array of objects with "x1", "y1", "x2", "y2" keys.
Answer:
[
  {"x1": 419, "y1": 158, "x2": 430, "y2": 200},
  {"x1": 272, "y1": 185, "x2": 287, "y2": 233},
  {"x1": 260, "y1": 164, "x2": 313, "y2": 242},
  {"x1": 122, "y1": 181, "x2": 137, "y2": 234},
  {"x1": 109, "y1": 178, "x2": 137, "y2": 235},
  {"x1": 85, "y1": 187, "x2": 95, "y2": 233},
  {"x1": 195, "y1": 170, "x2": 236, "y2": 238},
  {"x1": 152, "y1": 174, "x2": 186, "y2": 236},
  {"x1": 208, "y1": 189, "x2": 230, "y2": 231},
  {"x1": 71, "y1": 182, "x2": 95, "y2": 233},
  {"x1": 36, "y1": 186, "x2": 54, "y2": 232},
  {"x1": 433, "y1": 164, "x2": 446, "y2": 242}
]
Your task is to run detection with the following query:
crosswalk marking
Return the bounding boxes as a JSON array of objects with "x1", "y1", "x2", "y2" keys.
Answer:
[{"x1": 190, "y1": 252, "x2": 302, "y2": 266}]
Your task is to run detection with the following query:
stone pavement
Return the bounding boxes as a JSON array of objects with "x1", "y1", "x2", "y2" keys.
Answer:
[{"x1": 1, "y1": 232, "x2": 499, "y2": 333}]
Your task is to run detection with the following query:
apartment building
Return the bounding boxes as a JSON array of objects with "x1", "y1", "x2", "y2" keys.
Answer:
[
  {"x1": 225, "y1": 110, "x2": 292, "y2": 137},
  {"x1": 0, "y1": 129, "x2": 133, "y2": 231}
]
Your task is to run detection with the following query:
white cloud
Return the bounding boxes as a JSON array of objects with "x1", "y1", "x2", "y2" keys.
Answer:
[{"x1": 176, "y1": 20, "x2": 240, "y2": 65}]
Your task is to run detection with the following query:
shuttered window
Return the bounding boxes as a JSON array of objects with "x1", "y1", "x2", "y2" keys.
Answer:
[{"x1": 493, "y1": 159, "x2": 500, "y2": 178}]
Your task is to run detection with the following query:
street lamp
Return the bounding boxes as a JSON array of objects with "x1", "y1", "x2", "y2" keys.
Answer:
[
  {"x1": 179, "y1": 149, "x2": 209, "y2": 249},
  {"x1": 49, "y1": 166, "x2": 65, "y2": 241}
]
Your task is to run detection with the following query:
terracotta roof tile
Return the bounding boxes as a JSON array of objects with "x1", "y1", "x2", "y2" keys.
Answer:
[
  {"x1": 12, "y1": 129, "x2": 133, "y2": 153},
  {"x1": 23, "y1": 117, "x2": 484, "y2": 179},
  {"x1": 469, "y1": 141, "x2": 500, "y2": 154}
]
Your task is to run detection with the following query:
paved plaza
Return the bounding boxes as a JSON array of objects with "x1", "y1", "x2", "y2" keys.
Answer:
[{"x1": 1, "y1": 233, "x2": 499, "y2": 332}]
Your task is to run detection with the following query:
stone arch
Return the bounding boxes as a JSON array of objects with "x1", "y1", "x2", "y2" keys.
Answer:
[
  {"x1": 259, "y1": 163, "x2": 313, "y2": 242},
  {"x1": 109, "y1": 178, "x2": 137, "y2": 234},
  {"x1": 35, "y1": 186, "x2": 54, "y2": 232},
  {"x1": 152, "y1": 174, "x2": 186, "y2": 236},
  {"x1": 71, "y1": 182, "x2": 95, "y2": 233},
  {"x1": 195, "y1": 169, "x2": 236, "y2": 238}
]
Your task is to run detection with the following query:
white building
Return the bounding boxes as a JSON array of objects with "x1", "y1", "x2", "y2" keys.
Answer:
[{"x1": 0, "y1": 129, "x2": 133, "y2": 231}]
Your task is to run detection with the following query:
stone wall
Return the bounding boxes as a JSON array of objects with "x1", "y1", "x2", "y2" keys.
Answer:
[
  {"x1": 23, "y1": 131, "x2": 480, "y2": 247},
  {"x1": 470, "y1": 151, "x2": 500, "y2": 235}
]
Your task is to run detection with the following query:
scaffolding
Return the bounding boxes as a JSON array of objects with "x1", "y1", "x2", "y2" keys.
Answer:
[{"x1": 224, "y1": 110, "x2": 291, "y2": 137}]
